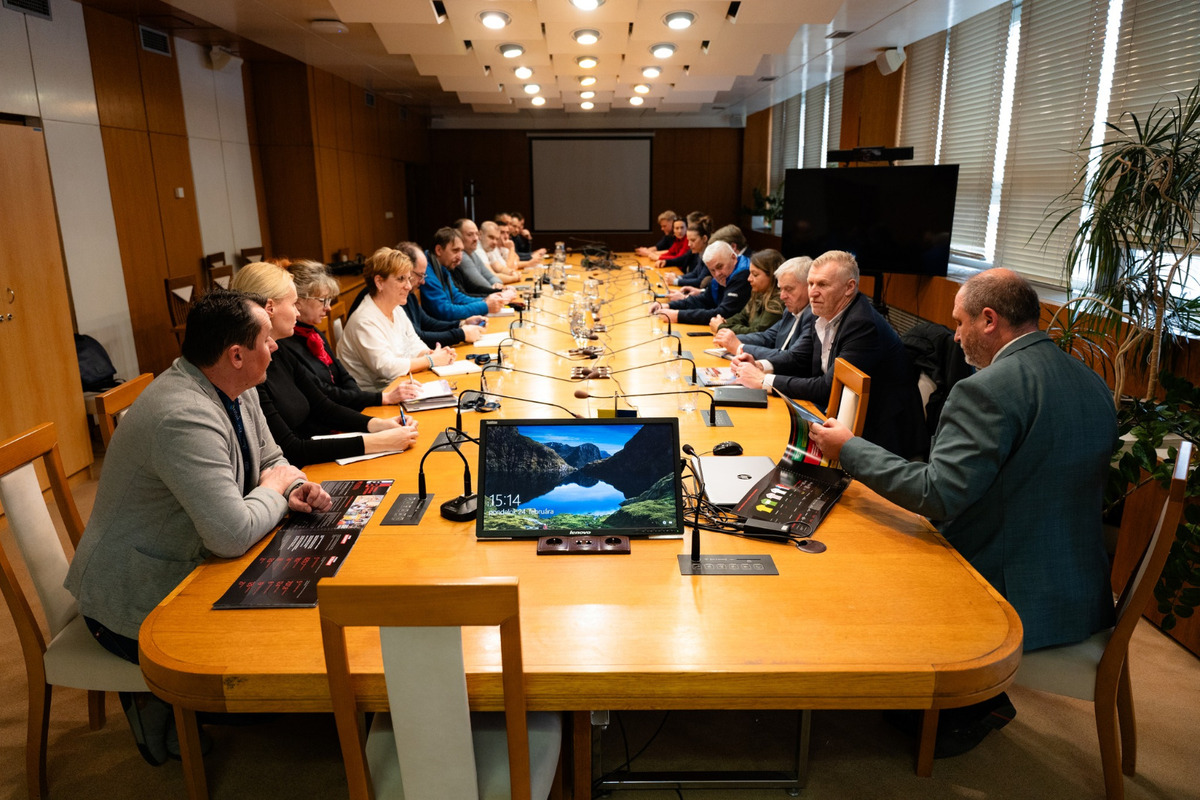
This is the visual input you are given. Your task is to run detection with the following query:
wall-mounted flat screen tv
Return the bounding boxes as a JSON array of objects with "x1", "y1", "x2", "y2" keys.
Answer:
[
  {"x1": 781, "y1": 164, "x2": 959, "y2": 277},
  {"x1": 476, "y1": 417, "x2": 684, "y2": 540}
]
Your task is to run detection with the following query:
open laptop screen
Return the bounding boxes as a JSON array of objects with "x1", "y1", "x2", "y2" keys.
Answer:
[{"x1": 476, "y1": 417, "x2": 684, "y2": 539}]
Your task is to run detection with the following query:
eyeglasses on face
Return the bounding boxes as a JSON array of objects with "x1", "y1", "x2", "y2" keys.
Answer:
[{"x1": 300, "y1": 296, "x2": 335, "y2": 308}]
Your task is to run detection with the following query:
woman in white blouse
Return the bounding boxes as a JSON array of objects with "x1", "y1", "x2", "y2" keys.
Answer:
[{"x1": 339, "y1": 247, "x2": 456, "y2": 391}]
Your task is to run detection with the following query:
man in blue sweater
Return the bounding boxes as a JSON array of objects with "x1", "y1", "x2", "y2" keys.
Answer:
[{"x1": 420, "y1": 227, "x2": 513, "y2": 323}]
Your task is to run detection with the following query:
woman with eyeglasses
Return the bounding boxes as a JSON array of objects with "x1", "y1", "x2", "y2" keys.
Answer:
[
  {"x1": 339, "y1": 246, "x2": 456, "y2": 392},
  {"x1": 277, "y1": 259, "x2": 419, "y2": 410},
  {"x1": 230, "y1": 260, "x2": 419, "y2": 467}
]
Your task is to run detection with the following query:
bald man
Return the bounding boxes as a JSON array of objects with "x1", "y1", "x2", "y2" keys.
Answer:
[{"x1": 811, "y1": 268, "x2": 1117, "y2": 757}]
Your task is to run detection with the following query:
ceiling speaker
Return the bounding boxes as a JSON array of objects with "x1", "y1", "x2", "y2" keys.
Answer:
[{"x1": 876, "y1": 47, "x2": 906, "y2": 76}]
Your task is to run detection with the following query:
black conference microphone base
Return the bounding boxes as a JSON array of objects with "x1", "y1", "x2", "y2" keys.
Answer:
[{"x1": 441, "y1": 493, "x2": 478, "y2": 522}]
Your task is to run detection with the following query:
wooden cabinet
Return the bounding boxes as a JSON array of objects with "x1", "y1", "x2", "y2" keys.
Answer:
[{"x1": 0, "y1": 123, "x2": 92, "y2": 478}]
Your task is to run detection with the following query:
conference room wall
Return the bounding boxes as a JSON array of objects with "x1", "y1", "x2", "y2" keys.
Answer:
[{"x1": 419, "y1": 126, "x2": 742, "y2": 249}]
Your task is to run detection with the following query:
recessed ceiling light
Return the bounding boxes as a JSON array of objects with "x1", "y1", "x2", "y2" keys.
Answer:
[
  {"x1": 581, "y1": 101, "x2": 595, "y2": 109},
  {"x1": 580, "y1": 90, "x2": 595, "y2": 99},
  {"x1": 524, "y1": 84, "x2": 540, "y2": 94},
  {"x1": 310, "y1": 19, "x2": 348, "y2": 35},
  {"x1": 651, "y1": 43, "x2": 676, "y2": 59},
  {"x1": 664, "y1": 11, "x2": 695, "y2": 30},
  {"x1": 579, "y1": 75, "x2": 597, "y2": 86},
  {"x1": 532, "y1": 96, "x2": 546, "y2": 106},
  {"x1": 642, "y1": 66, "x2": 661, "y2": 79},
  {"x1": 499, "y1": 43, "x2": 524, "y2": 58},
  {"x1": 571, "y1": 0, "x2": 604, "y2": 10},
  {"x1": 629, "y1": 96, "x2": 644, "y2": 106},
  {"x1": 577, "y1": 55, "x2": 598, "y2": 69},
  {"x1": 634, "y1": 84, "x2": 650, "y2": 94},
  {"x1": 514, "y1": 66, "x2": 533, "y2": 79},
  {"x1": 479, "y1": 10, "x2": 510, "y2": 29},
  {"x1": 573, "y1": 29, "x2": 600, "y2": 46}
]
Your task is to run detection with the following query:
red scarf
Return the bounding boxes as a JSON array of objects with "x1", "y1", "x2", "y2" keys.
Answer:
[{"x1": 295, "y1": 322, "x2": 333, "y2": 377}]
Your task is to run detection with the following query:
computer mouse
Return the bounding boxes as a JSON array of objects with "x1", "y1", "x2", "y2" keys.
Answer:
[{"x1": 713, "y1": 440, "x2": 743, "y2": 456}]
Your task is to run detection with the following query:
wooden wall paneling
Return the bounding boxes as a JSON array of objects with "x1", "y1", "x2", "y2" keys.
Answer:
[
  {"x1": 149, "y1": 132, "x2": 204, "y2": 279},
  {"x1": 83, "y1": 7, "x2": 147, "y2": 131},
  {"x1": 0, "y1": 7, "x2": 39, "y2": 117},
  {"x1": 395, "y1": 106, "x2": 429, "y2": 163},
  {"x1": 0, "y1": 124, "x2": 92, "y2": 476},
  {"x1": 391, "y1": 159, "x2": 409, "y2": 243},
  {"x1": 356, "y1": 152, "x2": 376, "y2": 252},
  {"x1": 310, "y1": 66, "x2": 337, "y2": 150},
  {"x1": 243, "y1": 65, "x2": 272, "y2": 257},
  {"x1": 338, "y1": 148, "x2": 361, "y2": 255},
  {"x1": 260, "y1": 144, "x2": 321, "y2": 261},
  {"x1": 841, "y1": 66, "x2": 865, "y2": 149},
  {"x1": 859, "y1": 63, "x2": 904, "y2": 147},
  {"x1": 742, "y1": 108, "x2": 770, "y2": 221},
  {"x1": 314, "y1": 145, "x2": 344, "y2": 261},
  {"x1": 378, "y1": 98, "x2": 396, "y2": 157},
  {"x1": 249, "y1": 61, "x2": 311, "y2": 147},
  {"x1": 138, "y1": 39, "x2": 187, "y2": 136},
  {"x1": 371, "y1": 154, "x2": 392, "y2": 247},
  {"x1": 99, "y1": 125, "x2": 177, "y2": 375},
  {"x1": 351, "y1": 88, "x2": 379, "y2": 156},
  {"x1": 332, "y1": 75, "x2": 354, "y2": 153}
]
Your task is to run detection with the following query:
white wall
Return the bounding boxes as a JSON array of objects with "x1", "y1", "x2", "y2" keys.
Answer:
[
  {"x1": 2, "y1": 0, "x2": 139, "y2": 381},
  {"x1": 176, "y1": 38, "x2": 262, "y2": 265}
]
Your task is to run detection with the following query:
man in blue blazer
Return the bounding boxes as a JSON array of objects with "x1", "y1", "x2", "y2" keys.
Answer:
[
  {"x1": 712, "y1": 255, "x2": 812, "y2": 361},
  {"x1": 811, "y1": 268, "x2": 1117, "y2": 755},
  {"x1": 732, "y1": 250, "x2": 927, "y2": 459},
  {"x1": 649, "y1": 241, "x2": 751, "y2": 326}
]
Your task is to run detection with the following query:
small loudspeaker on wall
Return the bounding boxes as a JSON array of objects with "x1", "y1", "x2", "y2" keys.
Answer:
[{"x1": 876, "y1": 47, "x2": 906, "y2": 76}]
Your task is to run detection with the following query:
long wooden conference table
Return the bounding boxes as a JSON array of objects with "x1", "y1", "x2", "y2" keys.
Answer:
[{"x1": 139, "y1": 255, "x2": 1022, "y2": 800}]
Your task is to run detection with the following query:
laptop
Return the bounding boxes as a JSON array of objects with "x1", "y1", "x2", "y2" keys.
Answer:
[
  {"x1": 693, "y1": 456, "x2": 776, "y2": 506},
  {"x1": 476, "y1": 417, "x2": 685, "y2": 540}
]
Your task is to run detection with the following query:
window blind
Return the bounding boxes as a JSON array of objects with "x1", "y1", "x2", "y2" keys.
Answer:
[
  {"x1": 1106, "y1": 0, "x2": 1200, "y2": 132},
  {"x1": 802, "y1": 82, "x2": 827, "y2": 168},
  {"x1": 940, "y1": 3, "x2": 1012, "y2": 257},
  {"x1": 769, "y1": 100, "x2": 787, "y2": 193},
  {"x1": 781, "y1": 93, "x2": 802, "y2": 187},
  {"x1": 994, "y1": 0, "x2": 1109, "y2": 286},
  {"x1": 898, "y1": 30, "x2": 947, "y2": 165},
  {"x1": 828, "y1": 75, "x2": 845, "y2": 155}
]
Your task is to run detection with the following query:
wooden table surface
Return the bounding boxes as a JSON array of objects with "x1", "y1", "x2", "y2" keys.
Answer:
[{"x1": 139, "y1": 256, "x2": 1022, "y2": 799}]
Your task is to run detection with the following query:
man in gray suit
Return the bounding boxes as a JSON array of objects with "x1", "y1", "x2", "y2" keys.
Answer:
[
  {"x1": 65, "y1": 290, "x2": 331, "y2": 763},
  {"x1": 810, "y1": 268, "x2": 1117, "y2": 756}
]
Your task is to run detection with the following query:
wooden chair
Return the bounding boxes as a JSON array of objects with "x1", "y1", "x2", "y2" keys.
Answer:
[
  {"x1": 204, "y1": 252, "x2": 232, "y2": 291},
  {"x1": 164, "y1": 275, "x2": 200, "y2": 345},
  {"x1": 317, "y1": 300, "x2": 348, "y2": 352},
  {"x1": 0, "y1": 423, "x2": 148, "y2": 800},
  {"x1": 826, "y1": 357, "x2": 871, "y2": 436},
  {"x1": 318, "y1": 576, "x2": 563, "y2": 800},
  {"x1": 93, "y1": 373, "x2": 153, "y2": 449},
  {"x1": 1013, "y1": 440, "x2": 1192, "y2": 800},
  {"x1": 239, "y1": 246, "x2": 264, "y2": 266}
]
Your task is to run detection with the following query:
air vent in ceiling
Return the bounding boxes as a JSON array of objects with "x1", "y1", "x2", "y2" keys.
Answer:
[
  {"x1": 140, "y1": 25, "x2": 172, "y2": 56},
  {"x1": 3, "y1": 0, "x2": 50, "y2": 20},
  {"x1": 758, "y1": 75, "x2": 778, "y2": 82},
  {"x1": 826, "y1": 30, "x2": 855, "y2": 40}
]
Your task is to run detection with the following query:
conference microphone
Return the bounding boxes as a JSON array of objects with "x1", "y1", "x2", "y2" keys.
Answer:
[
  {"x1": 496, "y1": 336, "x2": 601, "y2": 365},
  {"x1": 479, "y1": 363, "x2": 580, "y2": 391},
  {"x1": 681, "y1": 443, "x2": 705, "y2": 563},
  {"x1": 595, "y1": 311, "x2": 672, "y2": 336},
  {"x1": 602, "y1": 333, "x2": 682, "y2": 358},
  {"x1": 459, "y1": 388, "x2": 581, "y2": 419},
  {"x1": 603, "y1": 355, "x2": 698, "y2": 385},
  {"x1": 509, "y1": 318, "x2": 598, "y2": 341},
  {"x1": 599, "y1": 288, "x2": 654, "y2": 307},
  {"x1": 417, "y1": 426, "x2": 476, "y2": 522},
  {"x1": 572, "y1": 386, "x2": 717, "y2": 426}
]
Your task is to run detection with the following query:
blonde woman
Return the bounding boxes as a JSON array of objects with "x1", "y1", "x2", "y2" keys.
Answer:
[{"x1": 231, "y1": 260, "x2": 418, "y2": 467}]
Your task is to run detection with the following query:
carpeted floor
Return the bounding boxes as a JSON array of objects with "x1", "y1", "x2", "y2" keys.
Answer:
[{"x1": 2, "y1": 462, "x2": 1198, "y2": 799}]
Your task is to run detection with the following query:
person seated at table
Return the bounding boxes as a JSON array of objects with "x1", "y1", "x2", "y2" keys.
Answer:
[
  {"x1": 342, "y1": 246, "x2": 460, "y2": 392},
  {"x1": 454, "y1": 218, "x2": 511, "y2": 292},
  {"x1": 635, "y1": 209, "x2": 678, "y2": 258},
  {"x1": 711, "y1": 223, "x2": 750, "y2": 260},
  {"x1": 232, "y1": 261, "x2": 419, "y2": 467},
  {"x1": 64, "y1": 290, "x2": 332, "y2": 765},
  {"x1": 279, "y1": 259, "x2": 420, "y2": 411},
  {"x1": 395, "y1": 241, "x2": 486, "y2": 348},
  {"x1": 508, "y1": 210, "x2": 546, "y2": 261},
  {"x1": 809, "y1": 268, "x2": 1118, "y2": 757},
  {"x1": 713, "y1": 256, "x2": 812, "y2": 361},
  {"x1": 420, "y1": 227, "x2": 511, "y2": 323},
  {"x1": 479, "y1": 221, "x2": 516, "y2": 281},
  {"x1": 709, "y1": 248, "x2": 784, "y2": 335},
  {"x1": 731, "y1": 250, "x2": 926, "y2": 460},
  {"x1": 648, "y1": 241, "x2": 750, "y2": 326},
  {"x1": 661, "y1": 217, "x2": 712, "y2": 288},
  {"x1": 499, "y1": 222, "x2": 543, "y2": 270},
  {"x1": 654, "y1": 217, "x2": 690, "y2": 264}
]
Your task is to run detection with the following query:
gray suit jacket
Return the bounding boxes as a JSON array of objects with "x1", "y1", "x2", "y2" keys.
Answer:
[
  {"x1": 64, "y1": 358, "x2": 290, "y2": 638},
  {"x1": 741, "y1": 307, "x2": 810, "y2": 361},
  {"x1": 840, "y1": 332, "x2": 1117, "y2": 650}
]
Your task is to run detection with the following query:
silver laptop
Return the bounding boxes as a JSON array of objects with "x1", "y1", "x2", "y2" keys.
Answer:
[{"x1": 693, "y1": 456, "x2": 777, "y2": 507}]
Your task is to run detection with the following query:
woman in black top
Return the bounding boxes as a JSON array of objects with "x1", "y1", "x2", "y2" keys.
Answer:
[{"x1": 231, "y1": 261, "x2": 418, "y2": 467}]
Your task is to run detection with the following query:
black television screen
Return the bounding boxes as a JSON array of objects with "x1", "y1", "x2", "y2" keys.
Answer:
[
  {"x1": 781, "y1": 165, "x2": 959, "y2": 277},
  {"x1": 476, "y1": 417, "x2": 684, "y2": 540}
]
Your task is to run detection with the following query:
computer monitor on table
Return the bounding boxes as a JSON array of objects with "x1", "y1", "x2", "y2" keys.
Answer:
[{"x1": 476, "y1": 417, "x2": 685, "y2": 540}]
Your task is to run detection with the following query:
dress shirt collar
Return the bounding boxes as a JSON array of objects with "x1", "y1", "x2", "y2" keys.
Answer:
[
  {"x1": 990, "y1": 330, "x2": 1040, "y2": 365},
  {"x1": 814, "y1": 298, "x2": 854, "y2": 373}
]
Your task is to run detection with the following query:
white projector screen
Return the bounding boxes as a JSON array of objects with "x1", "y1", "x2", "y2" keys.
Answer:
[{"x1": 530, "y1": 136, "x2": 652, "y2": 232}]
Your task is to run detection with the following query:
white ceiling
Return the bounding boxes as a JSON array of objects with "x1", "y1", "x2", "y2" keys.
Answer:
[{"x1": 155, "y1": 0, "x2": 1008, "y2": 127}]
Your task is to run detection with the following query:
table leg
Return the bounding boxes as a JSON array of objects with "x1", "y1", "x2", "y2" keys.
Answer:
[
  {"x1": 174, "y1": 706, "x2": 209, "y2": 800},
  {"x1": 572, "y1": 711, "x2": 591, "y2": 800},
  {"x1": 916, "y1": 709, "x2": 938, "y2": 777}
]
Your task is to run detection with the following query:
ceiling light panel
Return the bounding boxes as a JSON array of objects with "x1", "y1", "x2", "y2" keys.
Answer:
[
  {"x1": 631, "y1": 1, "x2": 725, "y2": 40},
  {"x1": 443, "y1": 1, "x2": 541, "y2": 41},
  {"x1": 328, "y1": 0, "x2": 438, "y2": 24},
  {"x1": 536, "y1": 0, "x2": 636, "y2": 24},
  {"x1": 542, "y1": 22, "x2": 629, "y2": 52}
]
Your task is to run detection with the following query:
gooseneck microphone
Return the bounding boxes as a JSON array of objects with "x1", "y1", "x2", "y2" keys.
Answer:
[
  {"x1": 417, "y1": 427, "x2": 476, "y2": 522},
  {"x1": 460, "y1": 388, "x2": 581, "y2": 419},
  {"x1": 496, "y1": 336, "x2": 600, "y2": 365},
  {"x1": 602, "y1": 333, "x2": 683, "y2": 358},
  {"x1": 596, "y1": 311, "x2": 673, "y2": 336},
  {"x1": 604, "y1": 355, "x2": 699, "y2": 385},
  {"x1": 572, "y1": 387, "x2": 717, "y2": 426},
  {"x1": 681, "y1": 443, "x2": 705, "y2": 563},
  {"x1": 479, "y1": 364, "x2": 580, "y2": 392},
  {"x1": 509, "y1": 318, "x2": 598, "y2": 341}
]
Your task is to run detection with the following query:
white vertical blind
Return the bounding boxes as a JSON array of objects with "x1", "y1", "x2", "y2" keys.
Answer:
[
  {"x1": 802, "y1": 83, "x2": 827, "y2": 168},
  {"x1": 769, "y1": 100, "x2": 787, "y2": 192},
  {"x1": 940, "y1": 3, "x2": 1012, "y2": 256},
  {"x1": 827, "y1": 75, "x2": 845, "y2": 156},
  {"x1": 898, "y1": 31, "x2": 947, "y2": 164},
  {"x1": 781, "y1": 94, "x2": 802, "y2": 187},
  {"x1": 1106, "y1": 0, "x2": 1200, "y2": 131},
  {"x1": 994, "y1": 0, "x2": 1110, "y2": 284}
]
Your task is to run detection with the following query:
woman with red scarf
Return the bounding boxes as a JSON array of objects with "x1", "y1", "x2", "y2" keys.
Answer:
[{"x1": 656, "y1": 217, "x2": 689, "y2": 263}]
